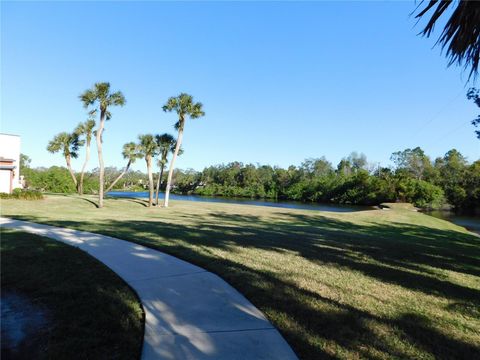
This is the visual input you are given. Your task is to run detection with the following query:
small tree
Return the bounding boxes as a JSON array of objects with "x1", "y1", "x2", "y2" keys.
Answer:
[
  {"x1": 390, "y1": 147, "x2": 433, "y2": 181},
  {"x1": 138, "y1": 134, "x2": 158, "y2": 207},
  {"x1": 105, "y1": 142, "x2": 141, "y2": 193},
  {"x1": 162, "y1": 93, "x2": 205, "y2": 207},
  {"x1": 47, "y1": 132, "x2": 83, "y2": 190},
  {"x1": 20, "y1": 154, "x2": 31, "y2": 172},
  {"x1": 79, "y1": 82, "x2": 126, "y2": 208},
  {"x1": 74, "y1": 118, "x2": 96, "y2": 195}
]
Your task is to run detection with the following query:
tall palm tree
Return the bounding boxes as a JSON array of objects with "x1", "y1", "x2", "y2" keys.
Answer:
[
  {"x1": 105, "y1": 142, "x2": 141, "y2": 193},
  {"x1": 47, "y1": 132, "x2": 83, "y2": 190},
  {"x1": 162, "y1": 93, "x2": 205, "y2": 207},
  {"x1": 74, "y1": 118, "x2": 96, "y2": 195},
  {"x1": 79, "y1": 82, "x2": 126, "y2": 208},
  {"x1": 138, "y1": 134, "x2": 158, "y2": 207},
  {"x1": 154, "y1": 133, "x2": 176, "y2": 206}
]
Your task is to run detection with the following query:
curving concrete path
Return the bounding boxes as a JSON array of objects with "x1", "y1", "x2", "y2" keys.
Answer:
[{"x1": 0, "y1": 217, "x2": 298, "y2": 360}]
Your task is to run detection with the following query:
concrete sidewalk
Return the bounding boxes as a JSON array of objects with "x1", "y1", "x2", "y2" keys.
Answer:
[{"x1": 0, "y1": 217, "x2": 298, "y2": 360}]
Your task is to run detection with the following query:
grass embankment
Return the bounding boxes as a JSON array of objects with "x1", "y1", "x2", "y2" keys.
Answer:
[
  {"x1": 2, "y1": 195, "x2": 479, "y2": 359},
  {"x1": 0, "y1": 229, "x2": 144, "y2": 359}
]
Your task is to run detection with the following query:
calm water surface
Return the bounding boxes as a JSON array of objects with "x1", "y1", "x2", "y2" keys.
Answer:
[
  {"x1": 424, "y1": 210, "x2": 480, "y2": 235},
  {"x1": 107, "y1": 191, "x2": 371, "y2": 212}
]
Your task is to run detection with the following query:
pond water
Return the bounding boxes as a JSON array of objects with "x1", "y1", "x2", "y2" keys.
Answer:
[
  {"x1": 107, "y1": 191, "x2": 371, "y2": 212},
  {"x1": 424, "y1": 210, "x2": 480, "y2": 235}
]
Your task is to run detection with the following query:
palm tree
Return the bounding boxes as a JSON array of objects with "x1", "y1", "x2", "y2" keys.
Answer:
[
  {"x1": 154, "y1": 133, "x2": 176, "y2": 206},
  {"x1": 138, "y1": 134, "x2": 158, "y2": 207},
  {"x1": 162, "y1": 93, "x2": 205, "y2": 207},
  {"x1": 79, "y1": 82, "x2": 126, "y2": 208},
  {"x1": 105, "y1": 142, "x2": 141, "y2": 193},
  {"x1": 47, "y1": 132, "x2": 83, "y2": 189},
  {"x1": 415, "y1": 1, "x2": 480, "y2": 79},
  {"x1": 74, "y1": 118, "x2": 96, "y2": 195}
]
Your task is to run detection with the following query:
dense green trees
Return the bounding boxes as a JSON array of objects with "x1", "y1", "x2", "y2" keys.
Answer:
[
  {"x1": 390, "y1": 147, "x2": 434, "y2": 180},
  {"x1": 25, "y1": 146, "x2": 479, "y2": 213},
  {"x1": 187, "y1": 149, "x2": 478, "y2": 212},
  {"x1": 23, "y1": 166, "x2": 78, "y2": 193}
]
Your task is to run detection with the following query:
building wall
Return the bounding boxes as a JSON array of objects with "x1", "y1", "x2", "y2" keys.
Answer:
[
  {"x1": 0, "y1": 133, "x2": 21, "y2": 193},
  {"x1": 0, "y1": 170, "x2": 11, "y2": 193}
]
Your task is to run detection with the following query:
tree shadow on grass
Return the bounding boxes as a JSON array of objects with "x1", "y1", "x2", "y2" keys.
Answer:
[
  {"x1": 106, "y1": 197, "x2": 149, "y2": 207},
  {"x1": 7, "y1": 213, "x2": 480, "y2": 359},
  {"x1": 78, "y1": 197, "x2": 99, "y2": 208}
]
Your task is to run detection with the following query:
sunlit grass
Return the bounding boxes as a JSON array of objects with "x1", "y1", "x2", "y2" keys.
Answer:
[{"x1": 2, "y1": 194, "x2": 479, "y2": 359}]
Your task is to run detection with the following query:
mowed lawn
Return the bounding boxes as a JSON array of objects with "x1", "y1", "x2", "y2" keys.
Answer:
[{"x1": 2, "y1": 195, "x2": 479, "y2": 359}]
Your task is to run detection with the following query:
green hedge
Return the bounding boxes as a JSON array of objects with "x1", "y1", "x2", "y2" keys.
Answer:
[{"x1": 0, "y1": 189, "x2": 44, "y2": 200}]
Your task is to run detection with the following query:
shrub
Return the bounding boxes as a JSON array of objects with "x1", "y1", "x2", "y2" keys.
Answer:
[
  {"x1": 0, "y1": 189, "x2": 44, "y2": 200},
  {"x1": 398, "y1": 178, "x2": 445, "y2": 209}
]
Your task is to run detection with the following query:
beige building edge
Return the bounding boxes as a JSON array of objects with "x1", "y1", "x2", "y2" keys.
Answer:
[{"x1": 0, "y1": 133, "x2": 23, "y2": 193}]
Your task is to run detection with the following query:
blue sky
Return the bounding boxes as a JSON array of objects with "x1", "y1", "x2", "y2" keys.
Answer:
[{"x1": 1, "y1": 1, "x2": 479, "y2": 172}]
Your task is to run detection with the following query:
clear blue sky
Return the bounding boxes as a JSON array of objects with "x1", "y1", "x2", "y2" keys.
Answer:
[{"x1": 1, "y1": 1, "x2": 479, "y2": 172}]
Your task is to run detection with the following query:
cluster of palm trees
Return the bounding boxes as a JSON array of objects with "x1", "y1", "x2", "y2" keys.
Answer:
[{"x1": 47, "y1": 82, "x2": 205, "y2": 208}]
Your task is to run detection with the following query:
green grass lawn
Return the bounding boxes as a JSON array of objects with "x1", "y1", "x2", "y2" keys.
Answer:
[
  {"x1": 0, "y1": 228, "x2": 144, "y2": 359},
  {"x1": 2, "y1": 195, "x2": 479, "y2": 359}
]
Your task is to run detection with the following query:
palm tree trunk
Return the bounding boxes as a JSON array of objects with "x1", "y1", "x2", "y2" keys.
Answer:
[
  {"x1": 147, "y1": 156, "x2": 154, "y2": 207},
  {"x1": 155, "y1": 163, "x2": 165, "y2": 206},
  {"x1": 65, "y1": 154, "x2": 78, "y2": 189},
  {"x1": 105, "y1": 160, "x2": 132, "y2": 194},
  {"x1": 97, "y1": 113, "x2": 105, "y2": 208},
  {"x1": 78, "y1": 139, "x2": 91, "y2": 195},
  {"x1": 164, "y1": 129, "x2": 183, "y2": 207}
]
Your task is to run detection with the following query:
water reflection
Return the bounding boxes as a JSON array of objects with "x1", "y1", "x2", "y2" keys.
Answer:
[
  {"x1": 107, "y1": 191, "x2": 371, "y2": 212},
  {"x1": 424, "y1": 210, "x2": 480, "y2": 235}
]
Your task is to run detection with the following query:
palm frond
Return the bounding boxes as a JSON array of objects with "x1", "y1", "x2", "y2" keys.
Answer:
[
  {"x1": 416, "y1": 0, "x2": 480, "y2": 79},
  {"x1": 174, "y1": 120, "x2": 182, "y2": 131},
  {"x1": 190, "y1": 101, "x2": 205, "y2": 119},
  {"x1": 155, "y1": 133, "x2": 175, "y2": 145},
  {"x1": 80, "y1": 82, "x2": 125, "y2": 119},
  {"x1": 138, "y1": 134, "x2": 159, "y2": 157},
  {"x1": 95, "y1": 82, "x2": 111, "y2": 99},
  {"x1": 79, "y1": 89, "x2": 96, "y2": 108},
  {"x1": 109, "y1": 91, "x2": 126, "y2": 107},
  {"x1": 47, "y1": 132, "x2": 83, "y2": 159},
  {"x1": 122, "y1": 141, "x2": 141, "y2": 162},
  {"x1": 162, "y1": 96, "x2": 179, "y2": 112},
  {"x1": 163, "y1": 93, "x2": 205, "y2": 132},
  {"x1": 47, "y1": 132, "x2": 66, "y2": 153}
]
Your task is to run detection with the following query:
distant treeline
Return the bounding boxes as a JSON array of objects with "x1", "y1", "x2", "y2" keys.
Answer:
[{"x1": 22, "y1": 147, "x2": 479, "y2": 212}]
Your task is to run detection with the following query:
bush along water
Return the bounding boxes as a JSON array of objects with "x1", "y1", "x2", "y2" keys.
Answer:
[{"x1": 22, "y1": 147, "x2": 479, "y2": 212}]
